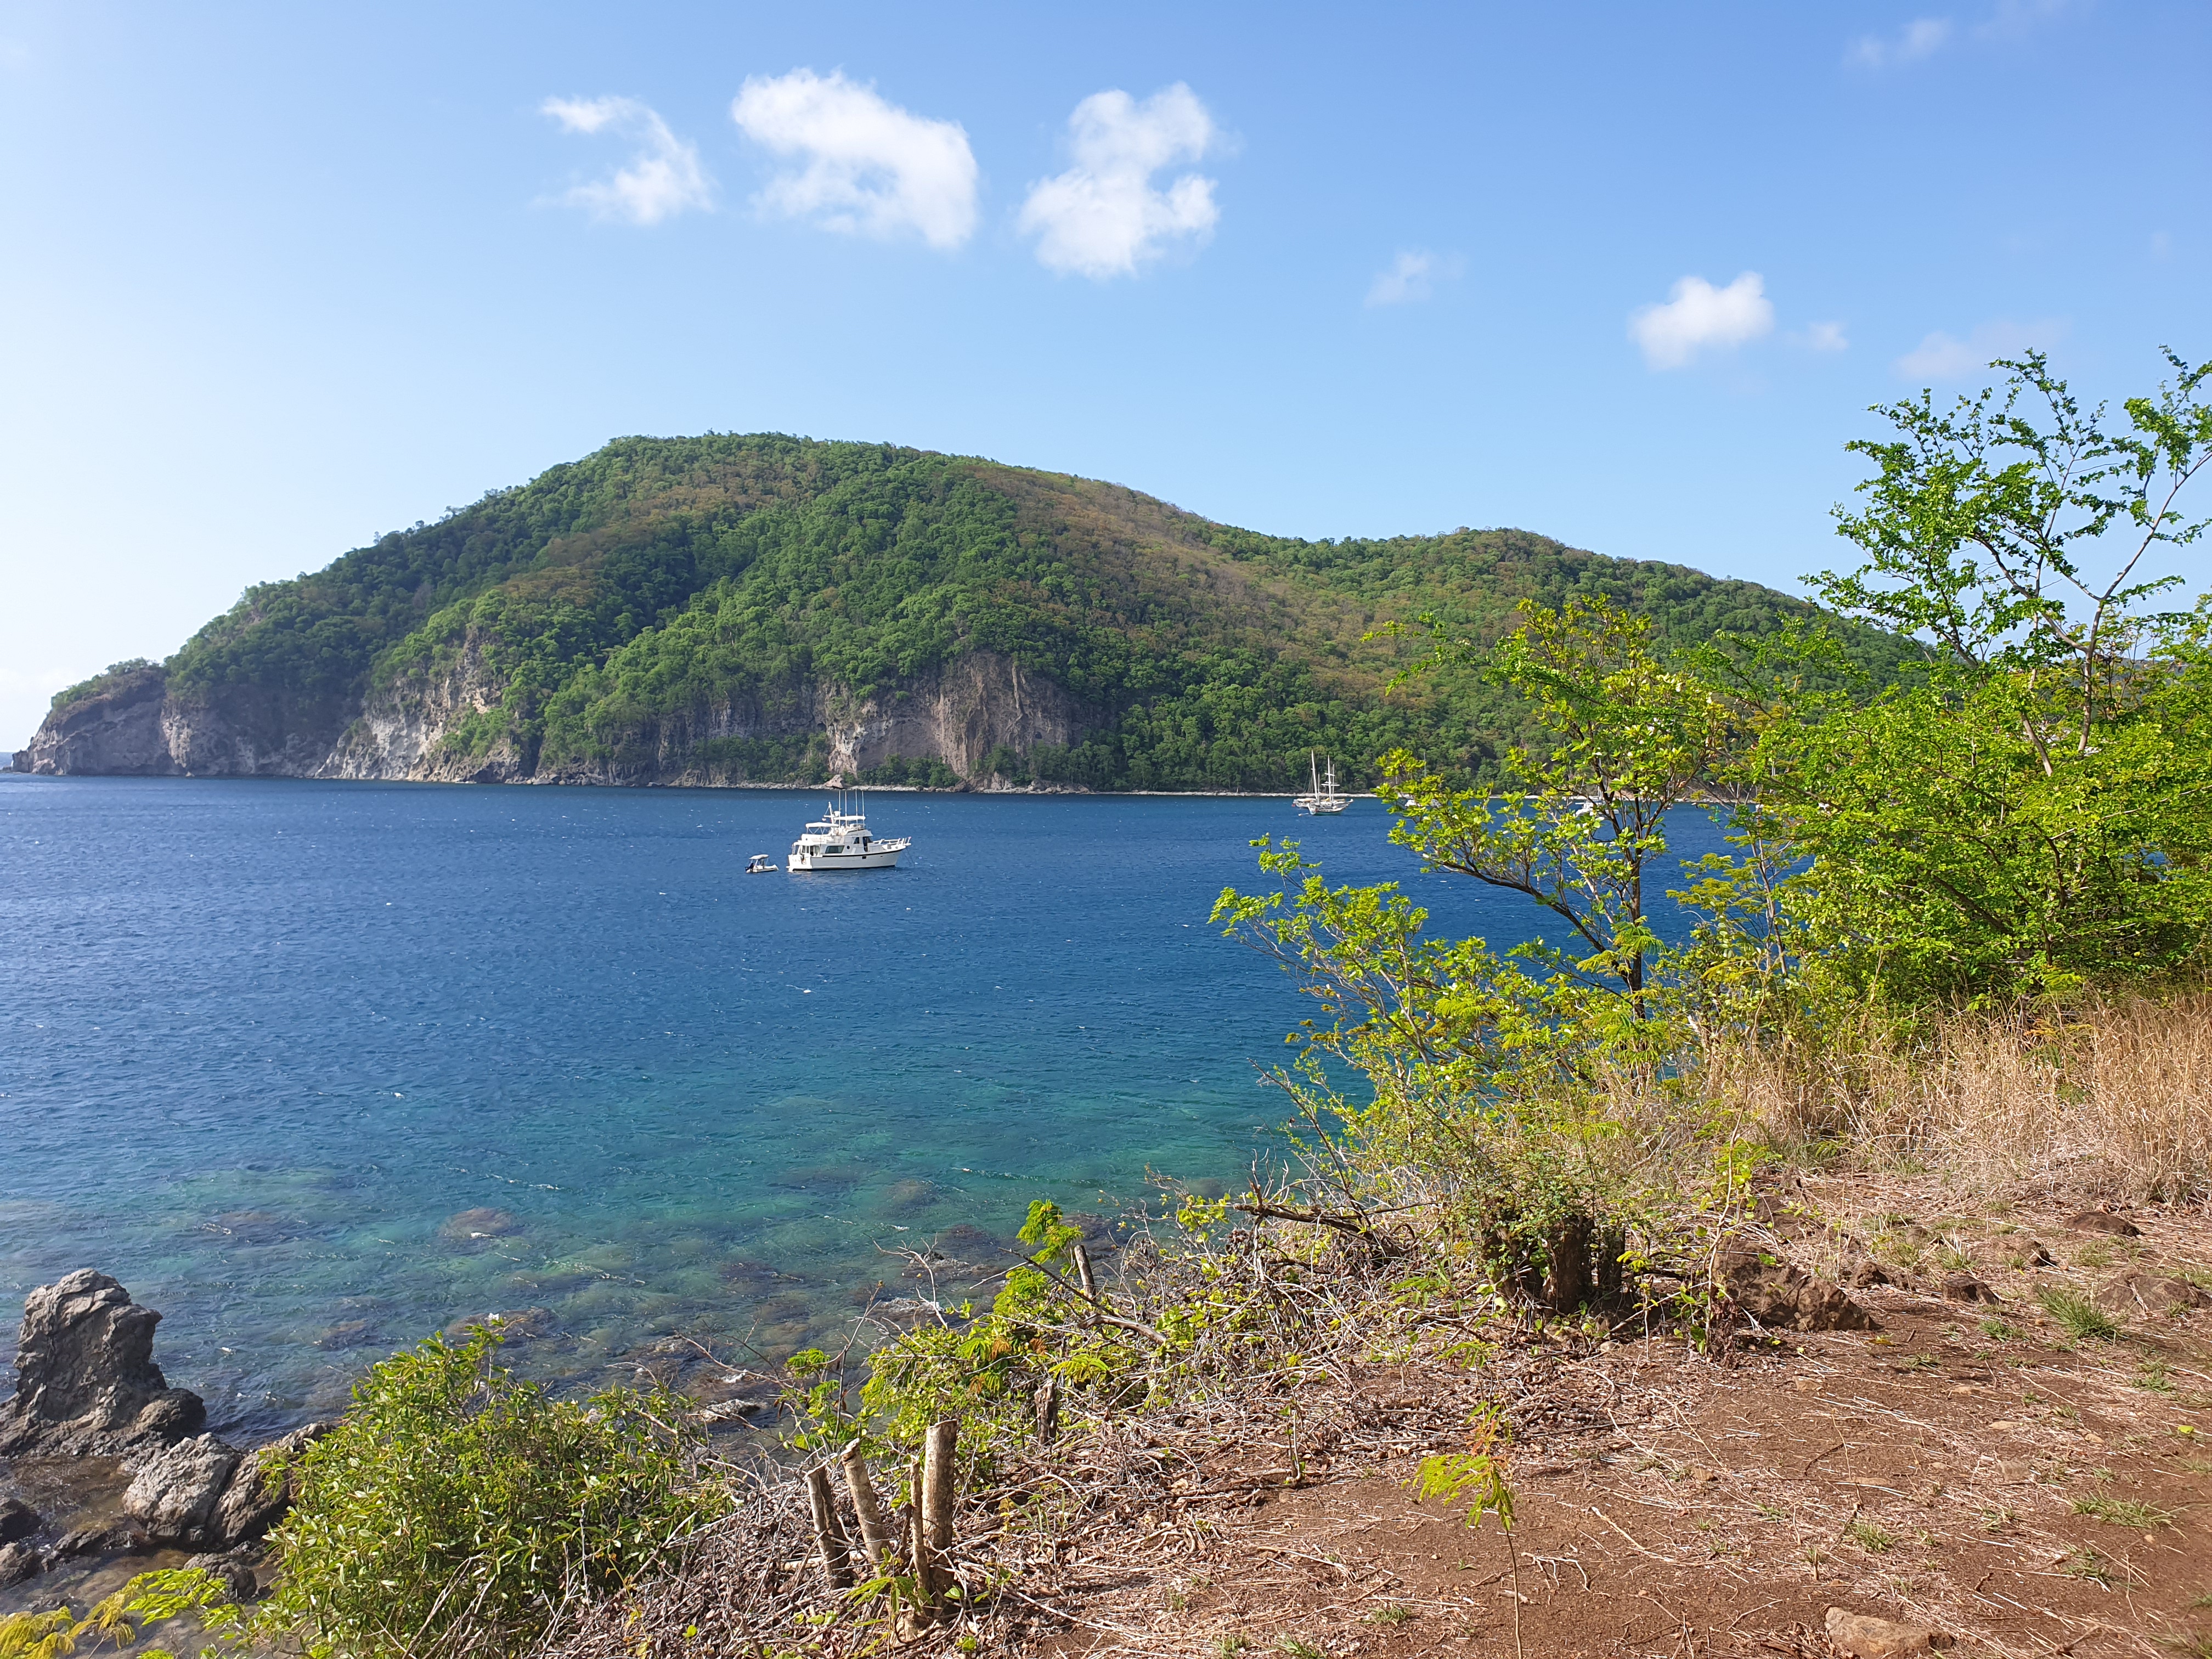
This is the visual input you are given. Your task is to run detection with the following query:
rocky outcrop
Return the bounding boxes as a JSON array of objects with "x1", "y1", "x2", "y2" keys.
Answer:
[
  {"x1": 0, "y1": 1271, "x2": 332, "y2": 1578},
  {"x1": 16, "y1": 668, "x2": 355, "y2": 778},
  {"x1": 16, "y1": 668, "x2": 177, "y2": 775},
  {"x1": 0, "y1": 1269, "x2": 207, "y2": 1455}
]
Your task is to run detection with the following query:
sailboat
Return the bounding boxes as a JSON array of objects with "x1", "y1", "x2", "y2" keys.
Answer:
[{"x1": 1294, "y1": 753, "x2": 1351, "y2": 815}]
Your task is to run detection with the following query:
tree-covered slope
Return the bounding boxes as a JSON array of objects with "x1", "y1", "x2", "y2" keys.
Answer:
[{"x1": 31, "y1": 435, "x2": 1916, "y2": 789}]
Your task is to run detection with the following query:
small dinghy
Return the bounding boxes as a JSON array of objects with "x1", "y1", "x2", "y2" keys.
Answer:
[{"x1": 744, "y1": 854, "x2": 780, "y2": 874}]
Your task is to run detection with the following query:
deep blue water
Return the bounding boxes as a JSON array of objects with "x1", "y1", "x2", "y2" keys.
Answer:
[{"x1": 0, "y1": 776, "x2": 1725, "y2": 1436}]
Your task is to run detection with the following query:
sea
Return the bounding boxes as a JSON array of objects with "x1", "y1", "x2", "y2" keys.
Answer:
[{"x1": 0, "y1": 776, "x2": 1727, "y2": 1438}]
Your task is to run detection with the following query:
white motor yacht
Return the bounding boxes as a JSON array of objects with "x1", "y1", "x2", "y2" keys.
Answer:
[
  {"x1": 787, "y1": 794, "x2": 910, "y2": 871},
  {"x1": 1294, "y1": 753, "x2": 1351, "y2": 816}
]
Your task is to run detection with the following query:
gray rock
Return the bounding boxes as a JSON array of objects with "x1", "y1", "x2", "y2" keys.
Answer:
[
  {"x1": 50, "y1": 1521, "x2": 153, "y2": 1558},
  {"x1": 0, "y1": 1269, "x2": 207, "y2": 1456},
  {"x1": 210, "y1": 1421, "x2": 333, "y2": 1546},
  {"x1": 124, "y1": 1433, "x2": 242, "y2": 1544},
  {"x1": 0, "y1": 1539, "x2": 43, "y2": 1588},
  {"x1": 184, "y1": 1552, "x2": 259, "y2": 1603},
  {"x1": 0, "y1": 1495, "x2": 39, "y2": 1543}
]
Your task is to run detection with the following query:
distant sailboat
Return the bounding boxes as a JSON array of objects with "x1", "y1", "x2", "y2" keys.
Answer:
[{"x1": 1294, "y1": 753, "x2": 1350, "y2": 815}]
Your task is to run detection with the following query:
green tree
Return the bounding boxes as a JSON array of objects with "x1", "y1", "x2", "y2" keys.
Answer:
[{"x1": 1771, "y1": 349, "x2": 2212, "y2": 1001}]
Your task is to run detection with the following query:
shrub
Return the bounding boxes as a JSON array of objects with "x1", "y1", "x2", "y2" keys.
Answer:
[{"x1": 251, "y1": 1327, "x2": 716, "y2": 1659}]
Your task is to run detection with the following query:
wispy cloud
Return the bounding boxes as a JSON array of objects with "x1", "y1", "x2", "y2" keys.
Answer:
[
  {"x1": 1019, "y1": 84, "x2": 1221, "y2": 280},
  {"x1": 1847, "y1": 16, "x2": 1954, "y2": 68},
  {"x1": 1366, "y1": 250, "x2": 1464, "y2": 307},
  {"x1": 541, "y1": 96, "x2": 713, "y2": 225},
  {"x1": 1795, "y1": 320, "x2": 1850, "y2": 352},
  {"x1": 1628, "y1": 273, "x2": 1775, "y2": 370},
  {"x1": 1894, "y1": 317, "x2": 2067, "y2": 380},
  {"x1": 730, "y1": 69, "x2": 977, "y2": 249}
]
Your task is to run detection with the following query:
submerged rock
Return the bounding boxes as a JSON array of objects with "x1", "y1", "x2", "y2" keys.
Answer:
[
  {"x1": 437, "y1": 1207, "x2": 521, "y2": 1244},
  {"x1": 0, "y1": 1269, "x2": 208, "y2": 1456}
]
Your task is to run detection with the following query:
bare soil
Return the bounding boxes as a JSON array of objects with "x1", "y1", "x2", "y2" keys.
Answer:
[{"x1": 1030, "y1": 1178, "x2": 2212, "y2": 1659}]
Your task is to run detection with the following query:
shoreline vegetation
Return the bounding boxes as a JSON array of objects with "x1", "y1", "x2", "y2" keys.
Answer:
[{"x1": 8, "y1": 349, "x2": 2211, "y2": 1658}]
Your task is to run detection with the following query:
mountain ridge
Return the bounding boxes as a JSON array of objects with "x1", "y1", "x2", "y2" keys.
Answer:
[{"x1": 16, "y1": 434, "x2": 1912, "y2": 789}]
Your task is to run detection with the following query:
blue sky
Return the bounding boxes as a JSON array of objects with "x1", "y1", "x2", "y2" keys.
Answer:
[{"x1": 2, "y1": 1, "x2": 2205, "y2": 746}]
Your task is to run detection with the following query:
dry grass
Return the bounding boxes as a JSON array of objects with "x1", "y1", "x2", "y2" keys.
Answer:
[{"x1": 1707, "y1": 993, "x2": 2212, "y2": 1204}]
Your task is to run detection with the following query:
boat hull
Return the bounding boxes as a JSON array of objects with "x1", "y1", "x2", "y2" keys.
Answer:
[{"x1": 788, "y1": 848, "x2": 904, "y2": 871}]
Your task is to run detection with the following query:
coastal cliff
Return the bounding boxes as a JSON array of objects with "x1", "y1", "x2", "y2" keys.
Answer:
[{"x1": 16, "y1": 435, "x2": 1916, "y2": 789}]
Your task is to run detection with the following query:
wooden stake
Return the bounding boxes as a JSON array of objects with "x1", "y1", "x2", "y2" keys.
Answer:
[
  {"x1": 1072, "y1": 1241, "x2": 1098, "y2": 1301},
  {"x1": 1034, "y1": 1372, "x2": 1060, "y2": 1442},
  {"x1": 804, "y1": 1463, "x2": 854, "y2": 1589},
  {"x1": 922, "y1": 1417, "x2": 958, "y2": 1559},
  {"x1": 838, "y1": 1440, "x2": 897, "y2": 1575}
]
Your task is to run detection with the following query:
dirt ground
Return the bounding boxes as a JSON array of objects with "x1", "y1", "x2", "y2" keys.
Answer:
[{"x1": 1031, "y1": 1180, "x2": 2211, "y2": 1659}]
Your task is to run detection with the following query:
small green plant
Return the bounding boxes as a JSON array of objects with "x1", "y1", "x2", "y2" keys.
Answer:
[
  {"x1": 2073, "y1": 1494, "x2": 2174, "y2": 1530},
  {"x1": 1220, "y1": 1637, "x2": 1254, "y2": 1657},
  {"x1": 2138, "y1": 1359, "x2": 2176, "y2": 1393},
  {"x1": 1896, "y1": 1353, "x2": 1939, "y2": 1372},
  {"x1": 1368, "y1": 1604, "x2": 1417, "y2": 1627},
  {"x1": 1413, "y1": 1406, "x2": 1522, "y2": 1657},
  {"x1": 1844, "y1": 1516, "x2": 1895, "y2": 1553},
  {"x1": 1980, "y1": 1505, "x2": 2016, "y2": 1532},
  {"x1": 1979, "y1": 1317, "x2": 2023, "y2": 1340},
  {"x1": 2038, "y1": 1285, "x2": 2121, "y2": 1341},
  {"x1": 2074, "y1": 1240, "x2": 2117, "y2": 1269},
  {"x1": 2063, "y1": 1546, "x2": 2115, "y2": 1585},
  {"x1": 1279, "y1": 1641, "x2": 1325, "y2": 1659},
  {"x1": 1754, "y1": 1501, "x2": 1787, "y2": 1521}
]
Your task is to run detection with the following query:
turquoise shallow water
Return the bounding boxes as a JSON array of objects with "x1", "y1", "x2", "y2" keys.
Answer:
[{"x1": 0, "y1": 776, "x2": 1722, "y2": 1436}]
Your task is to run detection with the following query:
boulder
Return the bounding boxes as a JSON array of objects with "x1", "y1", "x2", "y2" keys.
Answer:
[
  {"x1": 0, "y1": 1539, "x2": 42, "y2": 1588},
  {"x1": 2096, "y1": 1272, "x2": 2212, "y2": 1318},
  {"x1": 0, "y1": 1496, "x2": 39, "y2": 1543},
  {"x1": 184, "y1": 1552, "x2": 259, "y2": 1604},
  {"x1": 0, "y1": 1269, "x2": 207, "y2": 1455},
  {"x1": 2065, "y1": 1209, "x2": 2141, "y2": 1237},
  {"x1": 123, "y1": 1433, "x2": 244, "y2": 1544},
  {"x1": 209, "y1": 1421, "x2": 332, "y2": 1547},
  {"x1": 1718, "y1": 1244, "x2": 1878, "y2": 1332},
  {"x1": 1825, "y1": 1606, "x2": 1942, "y2": 1657},
  {"x1": 1939, "y1": 1271, "x2": 2001, "y2": 1304}
]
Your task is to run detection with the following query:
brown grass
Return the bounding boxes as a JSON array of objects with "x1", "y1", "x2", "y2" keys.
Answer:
[{"x1": 1707, "y1": 992, "x2": 2212, "y2": 1204}]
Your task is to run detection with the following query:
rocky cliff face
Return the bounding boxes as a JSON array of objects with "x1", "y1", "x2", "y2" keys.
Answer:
[
  {"x1": 18, "y1": 649, "x2": 1102, "y2": 789},
  {"x1": 16, "y1": 669, "x2": 356, "y2": 780}
]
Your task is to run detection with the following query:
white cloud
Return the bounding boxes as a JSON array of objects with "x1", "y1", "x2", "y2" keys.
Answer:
[
  {"x1": 1894, "y1": 317, "x2": 2067, "y2": 380},
  {"x1": 1628, "y1": 272, "x2": 1775, "y2": 370},
  {"x1": 1366, "y1": 250, "x2": 1465, "y2": 307},
  {"x1": 1847, "y1": 16, "x2": 1954, "y2": 67},
  {"x1": 542, "y1": 95, "x2": 713, "y2": 225},
  {"x1": 1019, "y1": 84, "x2": 1220, "y2": 279},
  {"x1": 1797, "y1": 320, "x2": 1849, "y2": 352},
  {"x1": 730, "y1": 69, "x2": 977, "y2": 249}
]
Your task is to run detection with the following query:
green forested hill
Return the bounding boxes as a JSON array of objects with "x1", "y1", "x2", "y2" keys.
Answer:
[{"x1": 44, "y1": 435, "x2": 1914, "y2": 789}]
